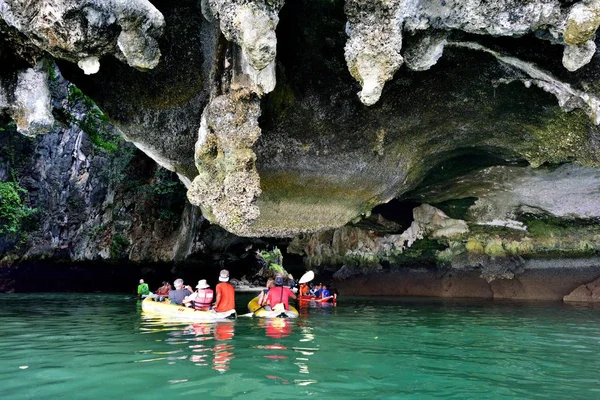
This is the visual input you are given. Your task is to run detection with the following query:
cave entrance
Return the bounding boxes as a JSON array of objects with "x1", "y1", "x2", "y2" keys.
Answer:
[
  {"x1": 363, "y1": 199, "x2": 420, "y2": 234},
  {"x1": 364, "y1": 147, "x2": 528, "y2": 230}
]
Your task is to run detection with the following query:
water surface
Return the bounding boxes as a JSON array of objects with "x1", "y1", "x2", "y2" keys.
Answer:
[{"x1": 1, "y1": 294, "x2": 599, "y2": 399}]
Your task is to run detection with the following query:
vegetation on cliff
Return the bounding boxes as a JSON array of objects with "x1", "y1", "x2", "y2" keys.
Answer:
[{"x1": 0, "y1": 181, "x2": 35, "y2": 237}]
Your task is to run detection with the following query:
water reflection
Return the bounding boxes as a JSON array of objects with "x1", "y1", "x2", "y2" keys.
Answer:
[
  {"x1": 264, "y1": 317, "x2": 292, "y2": 339},
  {"x1": 139, "y1": 316, "x2": 235, "y2": 373},
  {"x1": 292, "y1": 325, "x2": 319, "y2": 386}
]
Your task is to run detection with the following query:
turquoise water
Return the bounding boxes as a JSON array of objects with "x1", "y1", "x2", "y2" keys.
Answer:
[{"x1": 1, "y1": 294, "x2": 599, "y2": 399}]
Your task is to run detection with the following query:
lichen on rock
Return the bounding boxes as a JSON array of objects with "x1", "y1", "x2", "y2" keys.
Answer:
[
  {"x1": 187, "y1": 91, "x2": 263, "y2": 236},
  {"x1": 343, "y1": 0, "x2": 600, "y2": 106},
  {"x1": 0, "y1": 0, "x2": 164, "y2": 73},
  {"x1": 203, "y1": 0, "x2": 285, "y2": 94},
  {"x1": 563, "y1": 0, "x2": 600, "y2": 45},
  {"x1": 6, "y1": 62, "x2": 54, "y2": 136}
]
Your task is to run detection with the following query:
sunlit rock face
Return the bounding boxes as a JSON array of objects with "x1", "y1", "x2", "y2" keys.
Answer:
[
  {"x1": 0, "y1": 0, "x2": 164, "y2": 72},
  {"x1": 54, "y1": 1, "x2": 218, "y2": 180},
  {"x1": 2, "y1": 0, "x2": 600, "y2": 239},
  {"x1": 1, "y1": 63, "x2": 54, "y2": 136},
  {"x1": 344, "y1": 0, "x2": 600, "y2": 106}
]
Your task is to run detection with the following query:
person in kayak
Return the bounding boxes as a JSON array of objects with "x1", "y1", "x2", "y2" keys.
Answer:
[
  {"x1": 155, "y1": 281, "x2": 171, "y2": 296},
  {"x1": 311, "y1": 283, "x2": 323, "y2": 297},
  {"x1": 288, "y1": 274, "x2": 296, "y2": 292},
  {"x1": 266, "y1": 274, "x2": 297, "y2": 311},
  {"x1": 137, "y1": 279, "x2": 150, "y2": 298},
  {"x1": 258, "y1": 278, "x2": 275, "y2": 307},
  {"x1": 183, "y1": 279, "x2": 214, "y2": 311},
  {"x1": 168, "y1": 278, "x2": 192, "y2": 305},
  {"x1": 213, "y1": 269, "x2": 235, "y2": 312},
  {"x1": 299, "y1": 283, "x2": 308, "y2": 296},
  {"x1": 320, "y1": 284, "x2": 331, "y2": 298}
]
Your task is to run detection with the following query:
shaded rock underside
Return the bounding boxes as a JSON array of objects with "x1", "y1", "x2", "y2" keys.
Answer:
[{"x1": 1, "y1": 0, "x2": 599, "y2": 299}]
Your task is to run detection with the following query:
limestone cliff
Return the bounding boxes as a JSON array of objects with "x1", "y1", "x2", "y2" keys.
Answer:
[{"x1": 0, "y1": 0, "x2": 599, "y2": 297}]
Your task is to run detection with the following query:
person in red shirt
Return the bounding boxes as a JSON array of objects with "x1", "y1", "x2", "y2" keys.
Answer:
[
  {"x1": 155, "y1": 281, "x2": 171, "y2": 296},
  {"x1": 266, "y1": 274, "x2": 296, "y2": 311},
  {"x1": 213, "y1": 269, "x2": 235, "y2": 312}
]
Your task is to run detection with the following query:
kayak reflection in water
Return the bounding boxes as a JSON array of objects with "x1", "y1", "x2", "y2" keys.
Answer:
[
  {"x1": 213, "y1": 323, "x2": 234, "y2": 372},
  {"x1": 266, "y1": 317, "x2": 292, "y2": 339},
  {"x1": 188, "y1": 322, "x2": 235, "y2": 372}
]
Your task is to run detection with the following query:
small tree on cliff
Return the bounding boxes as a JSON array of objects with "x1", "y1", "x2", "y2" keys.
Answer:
[
  {"x1": 0, "y1": 181, "x2": 35, "y2": 237},
  {"x1": 257, "y1": 247, "x2": 285, "y2": 276}
]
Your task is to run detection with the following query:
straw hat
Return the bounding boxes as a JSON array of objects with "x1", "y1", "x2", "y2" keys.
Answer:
[{"x1": 196, "y1": 279, "x2": 210, "y2": 289}]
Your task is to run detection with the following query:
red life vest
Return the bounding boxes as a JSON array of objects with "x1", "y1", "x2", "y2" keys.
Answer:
[{"x1": 194, "y1": 288, "x2": 214, "y2": 310}]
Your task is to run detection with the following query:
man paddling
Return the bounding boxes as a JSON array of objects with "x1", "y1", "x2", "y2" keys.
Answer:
[
  {"x1": 213, "y1": 269, "x2": 235, "y2": 312},
  {"x1": 137, "y1": 279, "x2": 150, "y2": 298},
  {"x1": 266, "y1": 274, "x2": 296, "y2": 311}
]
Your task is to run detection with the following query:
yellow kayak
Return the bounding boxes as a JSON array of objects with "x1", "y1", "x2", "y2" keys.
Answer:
[
  {"x1": 247, "y1": 296, "x2": 299, "y2": 318},
  {"x1": 141, "y1": 297, "x2": 236, "y2": 321}
]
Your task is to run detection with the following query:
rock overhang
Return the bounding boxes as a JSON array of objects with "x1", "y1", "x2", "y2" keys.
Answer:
[{"x1": 2, "y1": 0, "x2": 600, "y2": 238}]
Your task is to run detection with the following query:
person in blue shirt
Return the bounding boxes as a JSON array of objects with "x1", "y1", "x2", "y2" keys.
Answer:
[
  {"x1": 313, "y1": 283, "x2": 323, "y2": 298},
  {"x1": 321, "y1": 284, "x2": 330, "y2": 298}
]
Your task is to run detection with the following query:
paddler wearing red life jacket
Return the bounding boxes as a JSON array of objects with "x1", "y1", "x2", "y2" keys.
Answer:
[{"x1": 266, "y1": 274, "x2": 296, "y2": 311}]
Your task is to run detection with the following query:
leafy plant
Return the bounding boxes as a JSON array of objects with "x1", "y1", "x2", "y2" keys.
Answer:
[
  {"x1": 88, "y1": 224, "x2": 106, "y2": 240},
  {"x1": 67, "y1": 84, "x2": 120, "y2": 153},
  {"x1": 0, "y1": 181, "x2": 36, "y2": 236},
  {"x1": 110, "y1": 234, "x2": 130, "y2": 259}
]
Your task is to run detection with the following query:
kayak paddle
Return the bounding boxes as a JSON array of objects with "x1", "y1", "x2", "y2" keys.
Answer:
[{"x1": 298, "y1": 270, "x2": 314, "y2": 284}]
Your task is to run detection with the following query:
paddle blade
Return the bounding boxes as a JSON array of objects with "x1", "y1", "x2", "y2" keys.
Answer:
[
  {"x1": 239, "y1": 312, "x2": 255, "y2": 317},
  {"x1": 298, "y1": 270, "x2": 314, "y2": 284}
]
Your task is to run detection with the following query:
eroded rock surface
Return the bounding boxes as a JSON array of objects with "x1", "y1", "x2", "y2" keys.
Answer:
[
  {"x1": 411, "y1": 164, "x2": 600, "y2": 227},
  {"x1": 187, "y1": 92, "x2": 263, "y2": 236},
  {"x1": 203, "y1": 0, "x2": 285, "y2": 94},
  {"x1": 2, "y1": 0, "x2": 600, "y2": 241},
  {"x1": 564, "y1": 276, "x2": 600, "y2": 302},
  {"x1": 288, "y1": 204, "x2": 467, "y2": 268},
  {"x1": 344, "y1": 0, "x2": 600, "y2": 106},
  {"x1": 0, "y1": 0, "x2": 164, "y2": 72}
]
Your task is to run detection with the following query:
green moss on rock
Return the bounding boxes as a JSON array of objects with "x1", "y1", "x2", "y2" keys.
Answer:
[
  {"x1": 465, "y1": 238, "x2": 484, "y2": 254},
  {"x1": 519, "y1": 109, "x2": 599, "y2": 167},
  {"x1": 484, "y1": 239, "x2": 506, "y2": 258}
]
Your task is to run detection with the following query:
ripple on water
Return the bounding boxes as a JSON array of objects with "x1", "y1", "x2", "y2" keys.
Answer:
[{"x1": 1, "y1": 294, "x2": 600, "y2": 398}]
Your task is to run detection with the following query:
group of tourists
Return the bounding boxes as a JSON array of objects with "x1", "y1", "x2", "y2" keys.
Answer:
[
  {"x1": 299, "y1": 282, "x2": 332, "y2": 298},
  {"x1": 138, "y1": 269, "x2": 236, "y2": 312},
  {"x1": 138, "y1": 267, "x2": 336, "y2": 315}
]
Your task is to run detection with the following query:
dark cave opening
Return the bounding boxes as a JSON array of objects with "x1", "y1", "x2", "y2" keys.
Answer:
[{"x1": 365, "y1": 199, "x2": 421, "y2": 233}]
